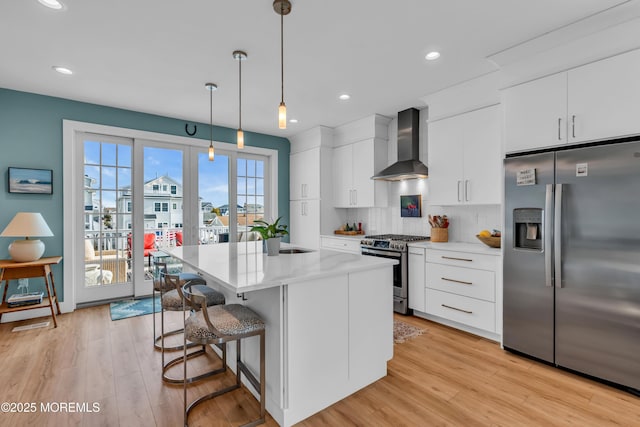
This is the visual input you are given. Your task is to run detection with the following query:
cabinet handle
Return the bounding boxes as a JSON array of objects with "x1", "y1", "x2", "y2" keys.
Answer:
[
  {"x1": 442, "y1": 277, "x2": 473, "y2": 285},
  {"x1": 353, "y1": 190, "x2": 357, "y2": 206},
  {"x1": 465, "y1": 180, "x2": 470, "y2": 202},
  {"x1": 441, "y1": 304, "x2": 472, "y2": 314},
  {"x1": 571, "y1": 115, "x2": 576, "y2": 139},
  {"x1": 442, "y1": 256, "x2": 473, "y2": 262},
  {"x1": 457, "y1": 180, "x2": 462, "y2": 202},
  {"x1": 558, "y1": 118, "x2": 562, "y2": 140},
  {"x1": 349, "y1": 189, "x2": 353, "y2": 205}
]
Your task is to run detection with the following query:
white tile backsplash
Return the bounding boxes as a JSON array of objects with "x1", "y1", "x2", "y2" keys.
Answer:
[{"x1": 339, "y1": 179, "x2": 502, "y2": 242}]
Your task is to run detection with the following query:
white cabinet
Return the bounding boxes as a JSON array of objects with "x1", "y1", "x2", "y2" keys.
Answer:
[
  {"x1": 408, "y1": 246, "x2": 426, "y2": 312},
  {"x1": 333, "y1": 139, "x2": 386, "y2": 208},
  {"x1": 503, "y1": 73, "x2": 568, "y2": 153},
  {"x1": 504, "y1": 48, "x2": 640, "y2": 153},
  {"x1": 290, "y1": 200, "x2": 320, "y2": 249},
  {"x1": 290, "y1": 148, "x2": 320, "y2": 200},
  {"x1": 421, "y1": 246, "x2": 502, "y2": 338},
  {"x1": 428, "y1": 105, "x2": 502, "y2": 205},
  {"x1": 320, "y1": 236, "x2": 361, "y2": 254}
]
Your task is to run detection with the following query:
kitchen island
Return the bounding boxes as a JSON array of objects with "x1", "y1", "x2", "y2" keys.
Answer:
[{"x1": 166, "y1": 242, "x2": 397, "y2": 426}]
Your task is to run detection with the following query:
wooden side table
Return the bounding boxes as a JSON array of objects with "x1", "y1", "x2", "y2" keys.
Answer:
[{"x1": 0, "y1": 256, "x2": 63, "y2": 328}]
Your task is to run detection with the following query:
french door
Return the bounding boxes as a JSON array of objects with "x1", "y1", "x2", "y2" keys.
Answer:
[{"x1": 74, "y1": 132, "x2": 269, "y2": 304}]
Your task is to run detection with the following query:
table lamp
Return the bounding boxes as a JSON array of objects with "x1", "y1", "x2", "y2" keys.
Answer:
[{"x1": 1, "y1": 212, "x2": 54, "y2": 262}]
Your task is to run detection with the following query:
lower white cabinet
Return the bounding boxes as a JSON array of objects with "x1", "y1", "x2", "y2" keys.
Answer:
[
  {"x1": 408, "y1": 246, "x2": 426, "y2": 312},
  {"x1": 421, "y1": 246, "x2": 502, "y2": 339},
  {"x1": 320, "y1": 236, "x2": 361, "y2": 254},
  {"x1": 290, "y1": 200, "x2": 320, "y2": 249}
]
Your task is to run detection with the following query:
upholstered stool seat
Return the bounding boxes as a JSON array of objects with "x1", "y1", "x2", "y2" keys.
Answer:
[
  {"x1": 153, "y1": 266, "x2": 210, "y2": 351},
  {"x1": 161, "y1": 273, "x2": 226, "y2": 384},
  {"x1": 182, "y1": 284, "x2": 266, "y2": 427}
]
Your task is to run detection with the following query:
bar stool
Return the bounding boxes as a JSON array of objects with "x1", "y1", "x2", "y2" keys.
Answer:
[
  {"x1": 161, "y1": 272, "x2": 226, "y2": 384},
  {"x1": 152, "y1": 261, "x2": 206, "y2": 351},
  {"x1": 181, "y1": 281, "x2": 266, "y2": 427}
]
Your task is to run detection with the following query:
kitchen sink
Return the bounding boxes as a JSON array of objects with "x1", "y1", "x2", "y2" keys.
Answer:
[{"x1": 279, "y1": 248, "x2": 314, "y2": 254}]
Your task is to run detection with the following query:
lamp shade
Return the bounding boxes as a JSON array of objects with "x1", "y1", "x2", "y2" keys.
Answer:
[{"x1": 1, "y1": 212, "x2": 54, "y2": 237}]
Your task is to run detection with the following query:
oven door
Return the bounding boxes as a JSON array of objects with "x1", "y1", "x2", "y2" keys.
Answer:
[{"x1": 360, "y1": 246, "x2": 405, "y2": 297}]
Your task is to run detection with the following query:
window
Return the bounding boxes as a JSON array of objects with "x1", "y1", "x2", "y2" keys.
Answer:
[
  {"x1": 171, "y1": 185, "x2": 177, "y2": 195},
  {"x1": 237, "y1": 158, "x2": 265, "y2": 229},
  {"x1": 163, "y1": 185, "x2": 167, "y2": 191},
  {"x1": 172, "y1": 203, "x2": 177, "y2": 210},
  {"x1": 162, "y1": 203, "x2": 169, "y2": 212},
  {"x1": 127, "y1": 201, "x2": 132, "y2": 212},
  {"x1": 152, "y1": 184, "x2": 159, "y2": 191},
  {"x1": 154, "y1": 203, "x2": 161, "y2": 212}
]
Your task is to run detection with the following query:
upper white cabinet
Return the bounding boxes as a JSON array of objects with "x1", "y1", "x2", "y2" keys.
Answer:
[
  {"x1": 504, "y1": 48, "x2": 640, "y2": 153},
  {"x1": 332, "y1": 114, "x2": 390, "y2": 208},
  {"x1": 428, "y1": 104, "x2": 502, "y2": 205},
  {"x1": 503, "y1": 73, "x2": 568, "y2": 152},
  {"x1": 333, "y1": 139, "x2": 386, "y2": 208},
  {"x1": 290, "y1": 147, "x2": 320, "y2": 200}
]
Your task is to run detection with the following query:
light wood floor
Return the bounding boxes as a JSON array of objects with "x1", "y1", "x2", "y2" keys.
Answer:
[{"x1": 0, "y1": 306, "x2": 638, "y2": 426}]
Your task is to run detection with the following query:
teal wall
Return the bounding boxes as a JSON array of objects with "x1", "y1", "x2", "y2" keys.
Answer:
[{"x1": 0, "y1": 88, "x2": 290, "y2": 302}]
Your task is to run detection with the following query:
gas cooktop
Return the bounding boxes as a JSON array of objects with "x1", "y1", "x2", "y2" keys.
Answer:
[
  {"x1": 361, "y1": 234, "x2": 430, "y2": 251},
  {"x1": 363, "y1": 234, "x2": 430, "y2": 242}
]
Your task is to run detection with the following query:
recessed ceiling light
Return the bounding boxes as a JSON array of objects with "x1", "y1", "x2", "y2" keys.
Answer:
[
  {"x1": 425, "y1": 51, "x2": 441, "y2": 61},
  {"x1": 339, "y1": 94, "x2": 350, "y2": 101},
  {"x1": 289, "y1": 119, "x2": 298, "y2": 123},
  {"x1": 52, "y1": 66, "x2": 73, "y2": 75},
  {"x1": 38, "y1": 0, "x2": 64, "y2": 10}
]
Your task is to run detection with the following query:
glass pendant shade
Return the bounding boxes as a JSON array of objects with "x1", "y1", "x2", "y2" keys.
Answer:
[
  {"x1": 237, "y1": 129, "x2": 245, "y2": 149},
  {"x1": 205, "y1": 82, "x2": 217, "y2": 162},
  {"x1": 208, "y1": 144, "x2": 214, "y2": 161},
  {"x1": 279, "y1": 102, "x2": 287, "y2": 129}
]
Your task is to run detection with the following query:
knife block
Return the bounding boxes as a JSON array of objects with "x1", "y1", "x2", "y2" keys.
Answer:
[{"x1": 431, "y1": 227, "x2": 448, "y2": 242}]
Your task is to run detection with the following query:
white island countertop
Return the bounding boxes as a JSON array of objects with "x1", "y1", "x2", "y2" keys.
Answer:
[{"x1": 166, "y1": 241, "x2": 397, "y2": 293}]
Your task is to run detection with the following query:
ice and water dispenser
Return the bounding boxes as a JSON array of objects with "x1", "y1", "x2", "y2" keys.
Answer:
[{"x1": 513, "y1": 208, "x2": 543, "y2": 250}]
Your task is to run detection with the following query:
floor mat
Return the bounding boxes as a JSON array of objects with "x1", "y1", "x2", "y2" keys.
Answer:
[
  {"x1": 110, "y1": 296, "x2": 161, "y2": 321},
  {"x1": 393, "y1": 319, "x2": 425, "y2": 343}
]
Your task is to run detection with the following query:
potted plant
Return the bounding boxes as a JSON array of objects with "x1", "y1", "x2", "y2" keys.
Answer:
[{"x1": 250, "y1": 216, "x2": 289, "y2": 256}]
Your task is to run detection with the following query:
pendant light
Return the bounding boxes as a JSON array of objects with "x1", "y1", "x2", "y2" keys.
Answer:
[
  {"x1": 205, "y1": 83, "x2": 217, "y2": 161},
  {"x1": 274, "y1": 0, "x2": 291, "y2": 129},
  {"x1": 233, "y1": 50, "x2": 247, "y2": 149}
]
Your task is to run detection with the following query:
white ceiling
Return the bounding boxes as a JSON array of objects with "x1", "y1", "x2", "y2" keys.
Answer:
[{"x1": 0, "y1": 0, "x2": 629, "y2": 139}]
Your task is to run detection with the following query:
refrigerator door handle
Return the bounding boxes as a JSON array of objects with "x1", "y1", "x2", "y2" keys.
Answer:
[
  {"x1": 545, "y1": 184, "x2": 554, "y2": 287},
  {"x1": 554, "y1": 184, "x2": 563, "y2": 288}
]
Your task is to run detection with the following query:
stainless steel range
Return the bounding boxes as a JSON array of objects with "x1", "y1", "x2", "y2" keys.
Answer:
[{"x1": 360, "y1": 234, "x2": 430, "y2": 314}]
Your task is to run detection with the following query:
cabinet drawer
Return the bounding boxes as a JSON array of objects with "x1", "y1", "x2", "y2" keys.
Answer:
[
  {"x1": 426, "y1": 249, "x2": 497, "y2": 271},
  {"x1": 426, "y1": 263, "x2": 495, "y2": 302},
  {"x1": 321, "y1": 237, "x2": 361, "y2": 254},
  {"x1": 425, "y1": 288, "x2": 495, "y2": 332}
]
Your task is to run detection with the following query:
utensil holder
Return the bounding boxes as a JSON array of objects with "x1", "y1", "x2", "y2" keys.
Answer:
[{"x1": 431, "y1": 228, "x2": 448, "y2": 242}]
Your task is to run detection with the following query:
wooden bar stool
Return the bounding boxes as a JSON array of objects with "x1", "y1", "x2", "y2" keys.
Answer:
[
  {"x1": 161, "y1": 273, "x2": 226, "y2": 384},
  {"x1": 181, "y1": 281, "x2": 266, "y2": 427}
]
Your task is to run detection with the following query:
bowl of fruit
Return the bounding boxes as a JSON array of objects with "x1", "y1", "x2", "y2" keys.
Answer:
[{"x1": 476, "y1": 229, "x2": 501, "y2": 248}]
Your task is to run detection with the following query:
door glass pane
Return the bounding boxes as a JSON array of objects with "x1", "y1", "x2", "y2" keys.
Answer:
[
  {"x1": 83, "y1": 140, "x2": 131, "y2": 287},
  {"x1": 143, "y1": 147, "x2": 183, "y2": 278},
  {"x1": 237, "y1": 157, "x2": 265, "y2": 240},
  {"x1": 198, "y1": 153, "x2": 229, "y2": 244}
]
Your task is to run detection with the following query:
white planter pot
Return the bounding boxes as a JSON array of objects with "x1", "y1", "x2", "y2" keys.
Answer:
[{"x1": 265, "y1": 237, "x2": 281, "y2": 256}]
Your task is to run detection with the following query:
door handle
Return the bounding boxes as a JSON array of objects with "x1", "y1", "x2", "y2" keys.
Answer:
[
  {"x1": 545, "y1": 184, "x2": 553, "y2": 287},
  {"x1": 465, "y1": 180, "x2": 470, "y2": 202},
  {"x1": 554, "y1": 184, "x2": 563, "y2": 288},
  {"x1": 558, "y1": 118, "x2": 562, "y2": 141}
]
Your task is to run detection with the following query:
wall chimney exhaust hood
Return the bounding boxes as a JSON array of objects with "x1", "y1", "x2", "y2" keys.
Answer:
[{"x1": 371, "y1": 108, "x2": 428, "y2": 181}]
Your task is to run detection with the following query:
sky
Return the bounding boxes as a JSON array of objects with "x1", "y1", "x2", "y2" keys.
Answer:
[{"x1": 84, "y1": 141, "x2": 262, "y2": 211}]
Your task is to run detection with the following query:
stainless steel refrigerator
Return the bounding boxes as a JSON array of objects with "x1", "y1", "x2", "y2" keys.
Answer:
[{"x1": 504, "y1": 139, "x2": 640, "y2": 392}]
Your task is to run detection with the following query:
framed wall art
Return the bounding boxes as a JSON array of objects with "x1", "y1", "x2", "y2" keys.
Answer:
[
  {"x1": 8, "y1": 167, "x2": 53, "y2": 194},
  {"x1": 400, "y1": 194, "x2": 421, "y2": 217}
]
